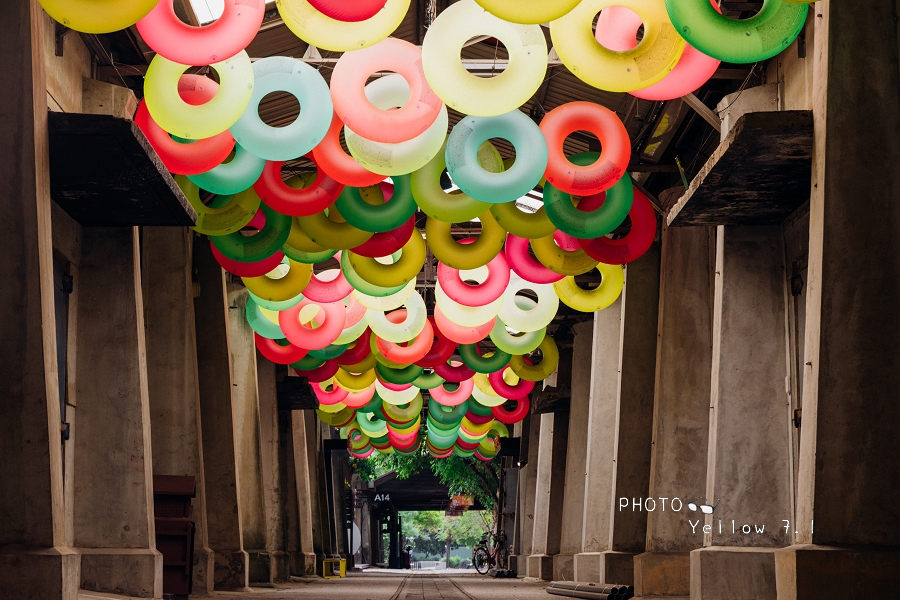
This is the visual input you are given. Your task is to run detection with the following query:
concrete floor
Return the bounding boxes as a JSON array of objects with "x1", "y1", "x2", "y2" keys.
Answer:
[{"x1": 209, "y1": 574, "x2": 550, "y2": 600}]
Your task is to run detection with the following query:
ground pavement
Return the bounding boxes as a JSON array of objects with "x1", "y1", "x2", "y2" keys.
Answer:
[{"x1": 209, "y1": 573, "x2": 550, "y2": 600}]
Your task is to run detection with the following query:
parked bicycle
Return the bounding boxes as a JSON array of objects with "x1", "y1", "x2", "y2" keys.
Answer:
[{"x1": 472, "y1": 529, "x2": 507, "y2": 574}]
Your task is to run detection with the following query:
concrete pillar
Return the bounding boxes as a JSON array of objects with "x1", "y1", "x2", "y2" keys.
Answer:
[
  {"x1": 72, "y1": 227, "x2": 162, "y2": 597},
  {"x1": 527, "y1": 411, "x2": 569, "y2": 580},
  {"x1": 0, "y1": 2, "x2": 76, "y2": 596},
  {"x1": 510, "y1": 411, "x2": 541, "y2": 574},
  {"x1": 142, "y1": 227, "x2": 215, "y2": 594},
  {"x1": 575, "y1": 245, "x2": 661, "y2": 586},
  {"x1": 256, "y1": 356, "x2": 289, "y2": 581},
  {"x1": 634, "y1": 226, "x2": 713, "y2": 599},
  {"x1": 775, "y1": 1, "x2": 900, "y2": 595},
  {"x1": 690, "y1": 226, "x2": 794, "y2": 599},
  {"x1": 554, "y1": 322, "x2": 594, "y2": 581},
  {"x1": 225, "y1": 285, "x2": 269, "y2": 583},
  {"x1": 193, "y1": 239, "x2": 249, "y2": 590},
  {"x1": 292, "y1": 410, "x2": 321, "y2": 575}
]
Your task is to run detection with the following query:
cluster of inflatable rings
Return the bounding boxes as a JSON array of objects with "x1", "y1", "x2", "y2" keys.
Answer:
[
  {"x1": 232, "y1": 56, "x2": 333, "y2": 162},
  {"x1": 144, "y1": 51, "x2": 255, "y2": 140},
  {"x1": 594, "y1": 2, "x2": 722, "y2": 101},
  {"x1": 541, "y1": 103, "x2": 631, "y2": 196},
  {"x1": 334, "y1": 175, "x2": 417, "y2": 233},
  {"x1": 543, "y1": 154, "x2": 635, "y2": 240},
  {"x1": 473, "y1": 0, "x2": 581, "y2": 24},
  {"x1": 438, "y1": 251, "x2": 510, "y2": 307},
  {"x1": 504, "y1": 235, "x2": 565, "y2": 284},
  {"x1": 509, "y1": 336, "x2": 560, "y2": 382},
  {"x1": 310, "y1": 113, "x2": 385, "y2": 188},
  {"x1": 277, "y1": 0, "x2": 410, "y2": 52},
  {"x1": 554, "y1": 263, "x2": 625, "y2": 312},
  {"x1": 550, "y1": 0, "x2": 685, "y2": 93},
  {"x1": 331, "y1": 38, "x2": 443, "y2": 144},
  {"x1": 137, "y1": 0, "x2": 265, "y2": 65},
  {"x1": 665, "y1": 0, "x2": 809, "y2": 64},
  {"x1": 422, "y1": 0, "x2": 547, "y2": 117},
  {"x1": 345, "y1": 75, "x2": 449, "y2": 177},
  {"x1": 446, "y1": 110, "x2": 549, "y2": 205},
  {"x1": 255, "y1": 158, "x2": 344, "y2": 217}
]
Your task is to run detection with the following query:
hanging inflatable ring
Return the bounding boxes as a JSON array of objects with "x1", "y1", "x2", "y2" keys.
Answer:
[
  {"x1": 665, "y1": 0, "x2": 809, "y2": 64},
  {"x1": 509, "y1": 336, "x2": 559, "y2": 382},
  {"x1": 554, "y1": 263, "x2": 625, "y2": 312},
  {"x1": 434, "y1": 306, "x2": 496, "y2": 345},
  {"x1": 231, "y1": 57, "x2": 333, "y2": 162},
  {"x1": 490, "y1": 201, "x2": 556, "y2": 240},
  {"x1": 488, "y1": 368, "x2": 534, "y2": 400},
  {"x1": 332, "y1": 38, "x2": 443, "y2": 144},
  {"x1": 211, "y1": 203, "x2": 292, "y2": 262},
  {"x1": 366, "y1": 294, "x2": 428, "y2": 343},
  {"x1": 352, "y1": 214, "x2": 416, "y2": 259},
  {"x1": 242, "y1": 259, "x2": 313, "y2": 302},
  {"x1": 544, "y1": 154, "x2": 635, "y2": 239},
  {"x1": 550, "y1": 0, "x2": 685, "y2": 93},
  {"x1": 377, "y1": 313, "x2": 435, "y2": 364},
  {"x1": 255, "y1": 335, "x2": 309, "y2": 365},
  {"x1": 446, "y1": 111, "x2": 548, "y2": 204},
  {"x1": 376, "y1": 362, "x2": 425, "y2": 386},
  {"x1": 489, "y1": 317, "x2": 546, "y2": 355},
  {"x1": 39, "y1": 0, "x2": 158, "y2": 34},
  {"x1": 504, "y1": 235, "x2": 565, "y2": 284},
  {"x1": 541, "y1": 104, "x2": 631, "y2": 196},
  {"x1": 579, "y1": 187, "x2": 658, "y2": 265},
  {"x1": 188, "y1": 143, "x2": 266, "y2": 196},
  {"x1": 434, "y1": 279, "x2": 503, "y2": 328},
  {"x1": 472, "y1": 0, "x2": 581, "y2": 24},
  {"x1": 311, "y1": 113, "x2": 385, "y2": 188},
  {"x1": 297, "y1": 204, "x2": 374, "y2": 250},
  {"x1": 255, "y1": 159, "x2": 343, "y2": 218},
  {"x1": 212, "y1": 243, "x2": 284, "y2": 277},
  {"x1": 431, "y1": 378, "x2": 474, "y2": 407},
  {"x1": 144, "y1": 51, "x2": 254, "y2": 140},
  {"x1": 334, "y1": 367, "x2": 377, "y2": 392},
  {"x1": 434, "y1": 360, "x2": 476, "y2": 384},
  {"x1": 415, "y1": 317, "x2": 457, "y2": 369},
  {"x1": 137, "y1": 0, "x2": 265, "y2": 65},
  {"x1": 531, "y1": 233, "x2": 599, "y2": 276},
  {"x1": 175, "y1": 176, "x2": 260, "y2": 236},
  {"x1": 422, "y1": 0, "x2": 547, "y2": 117},
  {"x1": 437, "y1": 250, "x2": 510, "y2": 308},
  {"x1": 303, "y1": 268, "x2": 354, "y2": 304},
  {"x1": 334, "y1": 175, "x2": 418, "y2": 234},
  {"x1": 246, "y1": 297, "x2": 286, "y2": 340},
  {"x1": 492, "y1": 397, "x2": 530, "y2": 425},
  {"x1": 307, "y1": 0, "x2": 387, "y2": 21},
  {"x1": 280, "y1": 299, "x2": 346, "y2": 350},
  {"x1": 426, "y1": 214, "x2": 506, "y2": 271},
  {"x1": 413, "y1": 371, "x2": 445, "y2": 390},
  {"x1": 459, "y1": 345, "x2": 511, "y2": 375},
  {"x1": 348, "y1": 230, "x2": 426, "y2": 288},
  {"x1": 345, "y1": 76, "x2": 449, "y2": 177},
  {"x1": 282, "y1": 216, "x2": 337, "y2": 264},
  {"x1": 498, "y1": 279, "x2": 560, "y2": 333},
  {"x1": 276, "y1": 0, "x2": 410, "y2": 52}
]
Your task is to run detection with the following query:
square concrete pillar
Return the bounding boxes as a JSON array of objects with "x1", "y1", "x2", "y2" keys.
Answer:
[
  {"x1": 575, "y1": 246, "x2": 660, "y2": 586},
  {"x1": 689, "y1": 226, "x2": 794, "y2": 599},
  {"x1": 511, "y1": 410, "x2": 541, "y2": 572},
  {"x1": 193, "y1": 240, "x2": 249, "y2": 590},
  {"x1": 72, "y1": 227, "x2": 162, "y2": 598},
  {"x1": 775, "y1": 1, "x2": 900, "y2": 594},
  {"x1": 256, "y1": 357, "x2": 289, "y2": 581},
  {"x1": 634, "y1": 226, "x2": 713, "y2": 599},
  {"x1": 527, "y1": 411, "x2": 569, "y2": 580},
  {"x1": 292, "y1": 410, "x2": 321, "y2": 575},
  {"x1": 225, "y1": 286, "x2": 269, "y2": 583},
  {"x1": 142, "y1": 228, "x2": 215, "y2": 594},
  {"x1": 0, "y1": 2, "x2": 77, "y2": 596}
]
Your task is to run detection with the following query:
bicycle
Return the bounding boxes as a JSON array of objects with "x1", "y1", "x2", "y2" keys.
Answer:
[{"x1": 472, "y1": 529, "x2": 507, "y2": 574}]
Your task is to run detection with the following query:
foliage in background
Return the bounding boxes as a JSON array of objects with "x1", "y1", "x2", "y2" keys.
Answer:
[
  {"x1": 351, "y1": 450, "x2": 501, "y2": 510},
  {"x1": 401, "y1": 510, "x2": 492, "y2": 560}
]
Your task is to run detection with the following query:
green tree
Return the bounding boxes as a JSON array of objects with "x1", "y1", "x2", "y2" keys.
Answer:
[{"x1": 400, "y1": 510, "x2": 493, "y2": 560}]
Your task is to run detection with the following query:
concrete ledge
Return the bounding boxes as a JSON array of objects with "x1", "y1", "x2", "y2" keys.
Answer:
[
  {"x1": 553, "y1": 554, "x2": 574, "y2": 581},
  {"x1": 79, "y1": 592, "x2": 150, "y2": 600},
  {"x1": 79, "y1": 548, "x2": 162, "y2": 598},
  {"x1": 574, "y1": 551, "x2": 636, "y2": 584},
  {"x1": 690, "y1": 546, "x2": 777, "y2": 600},
  {"x1": 527, "y1": 554, "x2": 554, "y2": 580},
  {"x1": 775, "y1": 544, "x2": 900, "y2": 599},
  {"x1": 0, "y1": 547, "x2": 80, "y2": 600},
  {"x1": 212, "y1": 549, "x2": 250, "y2": 591},
  {"x1": 633, "y1": 552, "x2": 690, "y2": 597},
  {"x1": 289, "y1": 551, "x2": 318, "y2": 578}
]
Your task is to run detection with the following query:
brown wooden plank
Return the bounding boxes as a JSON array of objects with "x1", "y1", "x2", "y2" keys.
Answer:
[{"x1": 667, "y1": 111, "x2": 813, "y2": 226}]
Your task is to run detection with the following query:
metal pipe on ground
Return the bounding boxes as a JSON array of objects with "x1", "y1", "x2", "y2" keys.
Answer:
[{"x1": 546, "y1": 581, "x2": 635, "y2": 599}]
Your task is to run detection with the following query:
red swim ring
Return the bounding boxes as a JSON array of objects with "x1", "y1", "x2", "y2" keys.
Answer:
[
  {"x1": 307, "y1": 0, "x2": 388, "y2": 22},
  {"x1": 254, "y1": 157, "x2": 344, "y2": 217},
  {"x1": 578, "y1": 188, "x2": 657, "y2": 265},
  {"x1": 311, "y1": 113, "x2": 385, "y2": 187},
  {"x1": 210, "y1": 242, "x2": 285, "y2": 277},
  {"x1": 137, "y1": 0, "x2": 265, "y2": 66},
  {"x1": 255, "y1": 334, "x2": 308, "y2": 364},
  {"x1": 492, "y1": 396, "x2": 530, "y2": 425}
]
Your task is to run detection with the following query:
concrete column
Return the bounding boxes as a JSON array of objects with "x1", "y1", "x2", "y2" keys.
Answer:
[
  {"x1": 256, "y1": 356, "x2": 289, "y2": 581},
  {"x1": 72, "y1": 227, "x2": 162, "y2": 597},
  {"x1": 634, "y1": 226, "x2": 713, "y2": 599},
  {"x1": 142, "y1": 227, "x2": 214, "y2": 593},
  {"x1": 775, "y1": 1, "x2": 900, "y2": 595},
  {"x1": 225, "y1": 285, "x2": 269, "y2": 583},
  {"x1": 292, "y1": 410, "x2": 321, "y2": 574},
  {"x1": 0, "y1": 2, "x2": 76, "y2": 596},
  {"x1": 576, "y1": 245, "x2": 661, "y2": 585},
  {"x1": 527, "y1": 411, "x2": 569, "y2": 580},
  {"x1": 690, "y1": 226, "x2": 794, "y2": 599},
  {"x1": 555, "y1": 322, "x2": 594, "y2": 581},
  {"x1": 510, "y1": 411, "x2": 541, "y2": 574},
  {"x1": 193, "y1": 239, "x2": 249, "y2": 590}
]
